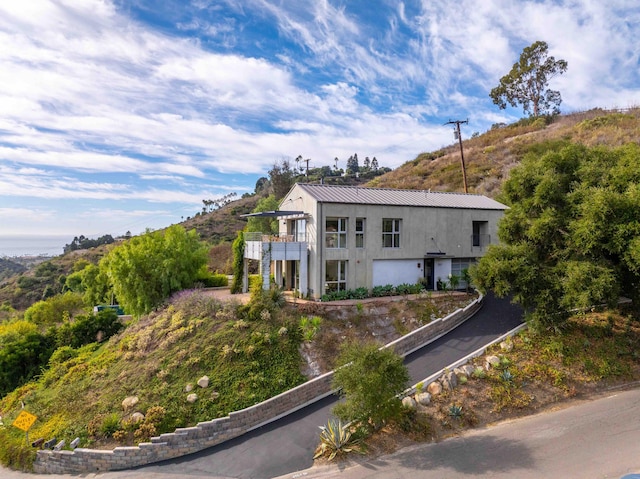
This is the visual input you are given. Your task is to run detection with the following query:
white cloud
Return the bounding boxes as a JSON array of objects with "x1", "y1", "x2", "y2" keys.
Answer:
[{"x1": 0, "y1": 0, "x2": 638, "y2": 241}]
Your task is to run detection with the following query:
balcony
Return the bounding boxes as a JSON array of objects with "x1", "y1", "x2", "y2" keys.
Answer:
[{"x1": 244, "y1": 232, "x2": 308, "y2": 261}]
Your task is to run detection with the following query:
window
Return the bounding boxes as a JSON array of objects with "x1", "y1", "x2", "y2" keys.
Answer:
[
  {"x1": 325, "y1": 260, "x2": 347, "y2": 292},
  {"x1": 355, "y1": 218, "x2": 365, "y2": 248},
  {"x1": 382, "y1": 218, "x2": 401, "y2": 248},
  {"x1": 451, "y1": 258, "x2": 476, "y2": 289},
  {"x1": 326, "y1": 218, "x2": 347, "y2": 248},
  {"x1": 472, "y1": 221, "x2": 489, "y2": 247}
]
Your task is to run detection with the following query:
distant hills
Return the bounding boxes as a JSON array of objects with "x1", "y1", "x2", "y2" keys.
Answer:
[{"x1": 0, "y1": 258, "x2": 26, "y2": 282}]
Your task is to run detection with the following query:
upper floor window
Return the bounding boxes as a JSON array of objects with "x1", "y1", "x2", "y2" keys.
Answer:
[
  {"x1": 326, "y1": 217, "x2": 347, "y2": 248},
  {"x1": 472, "y1": 221, "x2": 489, "y2": 247},
  {"x1": 382, "y1": 218, "x2": 401, "y2": 248},
  {"x1": 355, "y1": 218, "x2": 365, "y2": 248}
]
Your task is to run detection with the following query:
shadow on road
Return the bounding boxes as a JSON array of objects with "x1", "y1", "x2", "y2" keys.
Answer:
[{"x1": 374, "y1": 434, "x2": 535, "y2": 475}]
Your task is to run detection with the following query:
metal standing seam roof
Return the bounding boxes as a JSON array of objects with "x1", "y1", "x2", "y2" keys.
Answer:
[{"x1": 295, "y1": 183, "x2": 508, "y2": 210}]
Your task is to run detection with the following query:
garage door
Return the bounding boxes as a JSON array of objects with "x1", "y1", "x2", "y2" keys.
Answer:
[{"x1": 372, "y1": 259, "x2": 423, "y2": 287}]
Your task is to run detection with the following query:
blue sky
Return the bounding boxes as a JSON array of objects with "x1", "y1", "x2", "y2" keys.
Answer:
[{"x1": 0, "y1": 1, "x2": 638, "y2": 253}]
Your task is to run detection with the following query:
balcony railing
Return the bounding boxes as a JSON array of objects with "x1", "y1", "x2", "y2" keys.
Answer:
[
  {"x1": 471, "y1": 234, "x2": 491, "y2": 248},
  {"x1": 244, "y1": 232, "x2": 307, "y2": 243}
]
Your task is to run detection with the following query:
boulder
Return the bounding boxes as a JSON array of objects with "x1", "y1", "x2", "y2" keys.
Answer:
[
  {"x1": 460, "y1": 364, "x2": 476, "y2": 377},
  {"x1": 485, "y1": 355, "x2": 501, "y2": 369},
  {"x1": 122, "y1": 396, "x2": 139, "y2": 411},
  {"x1": 402, "y1": 396, "x2": 417, "y2": 409},
  {"x1": 185, "y1": 384, "x2": 193, "y2": 392},
  {"x1": 130, "y1": 412, "x2": 145, "y2": 423},
  {"x1": 427, "y1": 381, "x2": 442, "y2": 396},
  {"x1": 445, "y1": 371, "x2": 458, "y2": 389},
  {"x1": 500, "y1": 340, "x2": 514, "y2": 352},
  {"x1": 187, "y1": 393, "x2": 198, "y2": 403},
  {"x1": 197, "y1": 376, "x2": 210, "y2": 388},
  {"x1": 415, "y1": 392, "x2": 431, "y2": 406},
  {"x1": 211, "y1": 391, "x2": 220, "y2": 400},
  {"x1": 441, "y1": 376, "x2": 455, "y2": 391}
]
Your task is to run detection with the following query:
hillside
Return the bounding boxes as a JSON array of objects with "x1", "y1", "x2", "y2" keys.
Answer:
[
  {"x1": 1, "y1": 108, "x2": 640, "y2": 471},
  {"x1": 0, "y1": 258, "x2": 26, "y2": 283},
  {"x1": 367, "y1": 108, "x2": 640, "y2": 196}
]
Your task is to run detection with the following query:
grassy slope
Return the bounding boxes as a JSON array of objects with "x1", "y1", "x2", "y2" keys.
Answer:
[
  {"x1": 1, "y1": 290, "x2": 305, "y2": 449},
  {"x1": 367, "y1": 108, "x2": 640, "y2": 196}
]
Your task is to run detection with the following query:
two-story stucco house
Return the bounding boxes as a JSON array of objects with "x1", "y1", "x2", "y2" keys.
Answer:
[{"x1": 243, "y1": 183, "x2": 507, "y2": 300}]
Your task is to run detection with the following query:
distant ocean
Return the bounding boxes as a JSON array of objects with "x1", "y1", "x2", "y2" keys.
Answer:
[{"x1": 0, "y1": 235, "x2": 69, "y2": 258}]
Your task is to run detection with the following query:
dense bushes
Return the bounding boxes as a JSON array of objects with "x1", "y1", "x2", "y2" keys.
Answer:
[
  {"x1": 0, "y1": 307, "x2": 123, "y2": 396},
  {"x1": 0, "y1": 321, "x2": 54, "y2": 396},
  {"x1": 321, "y1": 283, "x2": 425, "y2": 302},
  {"x1": 0, "y1": 429, "x2": 37, "y2": 471},
  {"x1": 55, "y1": 309, "x2": 123, "y2": 349},
  {"x1": 23, "y1": 292, "x2": 85, "y2": 325}
]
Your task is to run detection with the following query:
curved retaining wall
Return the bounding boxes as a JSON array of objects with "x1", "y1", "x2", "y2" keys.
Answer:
[{"x1": 34, "y1": 294, "x2": 483, "y2": 474}]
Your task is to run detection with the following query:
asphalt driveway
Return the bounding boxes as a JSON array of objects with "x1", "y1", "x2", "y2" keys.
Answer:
[{"x1": 136, "y1": 293, "x2": 523, "y2": 479}]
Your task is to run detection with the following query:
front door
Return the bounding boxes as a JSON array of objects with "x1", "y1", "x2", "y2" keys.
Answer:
[{"x1": 424, "y1": 258, "x2": 435, "y2": 290}]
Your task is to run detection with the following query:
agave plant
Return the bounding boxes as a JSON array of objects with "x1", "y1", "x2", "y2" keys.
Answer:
[
  {"x1": 448, "y1": 404, "x2": 463, "y2": 419},
  {"x1": 313, "y1": 419, "x2": 365, "y2": 461},
  {"x1": 500, "y1": 370, "x2": 514, "y2": 384}
]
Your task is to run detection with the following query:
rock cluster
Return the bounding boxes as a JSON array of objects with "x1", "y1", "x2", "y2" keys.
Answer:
[{"x1": 405, "y1": 348, "x2": 513, "y2": 408}]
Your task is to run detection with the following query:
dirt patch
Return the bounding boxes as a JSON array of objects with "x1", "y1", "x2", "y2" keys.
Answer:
[{"x1": 294, "y1": 291, "x2": 476, "y2": 375}]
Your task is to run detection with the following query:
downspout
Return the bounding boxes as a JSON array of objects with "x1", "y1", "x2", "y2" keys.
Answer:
[{"x1": 318, "y1": 201, "x2": 323, "y2": 300}]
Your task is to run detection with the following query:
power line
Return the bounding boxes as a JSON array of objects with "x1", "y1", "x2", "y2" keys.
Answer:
[{"x1": 444, "y1": 119, "x2": 469, "y2": 193}]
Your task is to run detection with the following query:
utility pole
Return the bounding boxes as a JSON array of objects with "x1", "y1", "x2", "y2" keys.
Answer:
[
  {"x1": 445, "y1": 119, "x2": 469, "y2": 193},
  {"x1": 303, "y1": 158, "x2": 310, "y2": 179}
]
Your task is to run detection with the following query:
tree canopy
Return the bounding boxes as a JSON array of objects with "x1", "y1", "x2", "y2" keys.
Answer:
[
  {"x1": 472, "y1": 143, "x2": 640, "y2": 328},
  {"x1": 246, "y1": 195, "x2": 280, "y2": 234},
  {"x1": 490, "y1": 41, "x2": 568, "y2": 117},
  {"x1": 98, "y1": 225, "x2": 209, "y2": 316}
]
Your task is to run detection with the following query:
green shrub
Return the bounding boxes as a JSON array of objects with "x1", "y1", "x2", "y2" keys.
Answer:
[
  {"x1": 333, "y1": 341, "x2": 409, "y2": 432},
  {"x1": 230, "y1": 231, "x2": 245, "y2": 294},
  {"x1": 196, "y1": 271, "x2": 228, "y2": 288},
  {"x1": 299, "y1": 316, "x2": 322, "y2": 341},
  {"x1": 371, "y1": 284, "x2": 395, "y2": 297},
  {"x1": 0, "y1": 429, "x2": 37, "y2": 471},
  {"x1": 0, "y1": 322, "x2": 53, "y2": 396},
  {"x1": 448, "y1": 403, "x2": 463, "y2": 419},
  {"x1": 23, "y1": 292, "x2": 85, "y2": 325},
  {"x1": 56, "y1": 309, "x2": 123, "y2": 349},
  {"x1": 100, "y1": 413, "x2": 121, "y2": 437}
]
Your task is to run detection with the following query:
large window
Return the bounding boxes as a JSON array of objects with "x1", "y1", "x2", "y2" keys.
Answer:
[
  {"x1": 355, "y1": 218, "x2": 365, "y2": 248},
  {"x1": 382, "y1": 218, "x2": 401, "y2": 248},
  {"x1": 325, "y1": 260, "x2": 347, "y2": 292},
  {"x1": 451, "y1": 258, "x2": 476, "y2": 290},
  {"x1": 326, "y1": 218, "x2": 347, "y2": 248}
]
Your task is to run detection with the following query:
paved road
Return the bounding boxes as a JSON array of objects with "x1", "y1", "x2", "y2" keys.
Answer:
[
  {"x1": 291, "y1": 386, "x2": 640, "y2": 479},
  {"x1": 134, "y1": 293, "x2": 523, "y2": 479}
]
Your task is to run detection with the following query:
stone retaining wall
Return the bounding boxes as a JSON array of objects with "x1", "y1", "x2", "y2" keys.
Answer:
[{"x1": 34, "y1": 294, "x2": 483, "y2": 474}]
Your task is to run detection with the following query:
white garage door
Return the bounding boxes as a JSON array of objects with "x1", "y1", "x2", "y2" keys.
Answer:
[{"x1": 372, "y1": 259, "x2": 423, "y2": 287}]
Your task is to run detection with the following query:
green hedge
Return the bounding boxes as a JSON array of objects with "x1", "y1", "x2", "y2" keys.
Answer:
[{"x1": 321, "y1": 283, "x2": 426, "y2": 302}]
